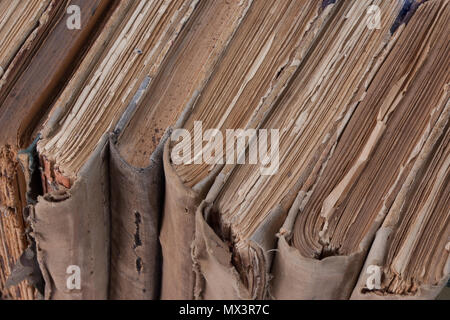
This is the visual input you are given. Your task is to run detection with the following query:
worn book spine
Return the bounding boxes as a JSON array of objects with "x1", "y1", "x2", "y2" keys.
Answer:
[
  {"x1": 271, "y1": 195, "x2": 366, "y2": 299},
  {"x1": 109, "y1": 135, "x2": 165, "y2": 300},
  {"x1": 159, "y1": 1, "x2": 254, "y2": 299},
  {"x1": 161, "y1": 134, "x2": 206, "y2": 300},
  {"x1": 193, "y1": 201, "x2": 252, "y2": 300},
  {"x1": 108, "y1": 77, "x2": 165, "y2": 300},
  {"x1": 33, "y1": 135, "x2": 110, "y2": 300},
  {"x1": 0, "y1": 0, "x2": 114, "y2": 299},
  {"x1": 36, "y1": 0, "x2": 204, "y2": 300}
]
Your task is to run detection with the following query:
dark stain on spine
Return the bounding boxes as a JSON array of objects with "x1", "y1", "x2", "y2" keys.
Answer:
[
  {"x1": 136, "y1": 257, "x2": 143, "y2": 274},
  {"x1": 133, "y1": 211, "x2": 143, "y2": 274},
  {"x1": 133, "y1": 211, "x2": 142, "y2": 249}
]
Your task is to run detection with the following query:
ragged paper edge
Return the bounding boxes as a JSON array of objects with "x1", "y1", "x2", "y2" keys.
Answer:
[
  {"x1": 192, "y1": 201, "x2": 253, "y2": 300},
  {"x1": 351, "y1": 88, "x2": 450, "y2": 300}
]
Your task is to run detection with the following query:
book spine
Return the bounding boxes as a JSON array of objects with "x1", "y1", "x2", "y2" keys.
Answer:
[
  {"x1": 33, "y1": 135, "x2": 110, "y2": 300},
  {"x1": 108, "y1": 133, "x2": 164, "y2": 299},
  {"x1": 192, "y1": 201, "x2": 252, "y2": 300},
  {"x1": 271, "y1": 206, "x2": 365, "y2": 299},
  {"x1": 160, "y1": 142, "x2": 203, "y2": 300},
  {"x1": 158, "y1": 0, "x2": 255, "y2": 298}
]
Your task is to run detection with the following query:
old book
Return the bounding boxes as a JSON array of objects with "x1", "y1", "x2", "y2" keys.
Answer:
[
  {"x1": 163, "y1": 0, "x2": 338, "y2": 299},
  {"x1": 351, "y1": 88, "x2": 449, "y2": 299},
  {"x1": 275, "y1": 0, "x2": 449, "y2": 299},
  {"x1": 190, "y1": 0, "x2": 444, "y2": 300},
  {"x1": 35, "y1": 0, "x2": 202, "y2": 299},
  {"x1": 0, "y1": 0, "x2": 448, "y2": 301},
  {"x1": 113, "y1": 0, "x2": 252, "y2": 300},
  {"x1": 0, "y1": 0, "x2": 113, "y2": 300}
]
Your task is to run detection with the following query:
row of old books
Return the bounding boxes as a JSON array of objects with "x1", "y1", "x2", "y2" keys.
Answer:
[{"x1": 0, "y1": 0, "x2": 448, "y2": 300}]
